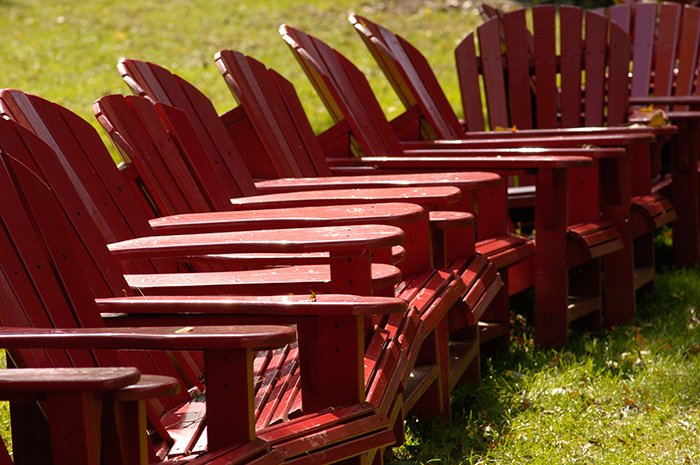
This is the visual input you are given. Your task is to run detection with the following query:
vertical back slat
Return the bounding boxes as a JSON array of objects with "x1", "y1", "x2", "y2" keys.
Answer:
[
  {"x1": 559, "y1": 6, "x2": 584, "y2": 128},
  {"x1": 607, "y1": 20, "x2": 632, "y2": 126},
  {"x1": 674, "y1": 6, "x2": 700, "y2": 109},
  {"x1": 477, "y1": 19, "x2": 511, "y2": 129},
  {"x1": 629, "y1": 3, "x2": 658, "y2": 97},
  {"x1": 503, "y1": 8, "x2": 534, "y2": 129},
  {"x1": 653, "y1": 3, "x2": 682, "y2": 100},
  {"x1": 583, "y1": 10, "x2": 608, "y2": 127},
  {"x1": 455, "y1": 32, "x2": 487, "y2": 131},
  {"x1": 532, "y1": 5, "x2": 559, "y2": 128}
]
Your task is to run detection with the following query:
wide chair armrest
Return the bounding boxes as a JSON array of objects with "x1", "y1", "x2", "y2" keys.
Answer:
[
  {"x1": 108, "y1": 224, "x2": 404, "y2": 259},
  {"x1": 96, "y1": 294, "x2": 407, "y2": 318},
  {"x1": 0, "y1": 324, "x2": 295, "y2": 450},
  {"x1": 401, "y1": 147, "x2": 624, "y2": 161},
  {"x1": 0, "y1": 325, "x2": 296, "y2": 352},
  {"x1": 253, "y1": 171, "x2": 500, "y2": 194},
  {"x1": 354, "y1": 153, "x2": 596, "y2": 172},
  {"x1": 228, "y1": 186, "x2": 462, "y2": 211},
  {"x1": 400, "y1": 132, "x2": 655, "y2": 150},
  {"x1": 629, "y1": 95, "x2": 700, "y2": 108},
  {"x1": 0, "y1": 367, "x2": 148, "y2": 465},
  {"x1": 0, "y1": 366, "x2": 141, "y2": 397},
  {"x1": 460, "y1": 125, "x2": 678, "y2": 139},
  {"x1": 148, "y1": 202, "x2": 425, "y2": 234}
]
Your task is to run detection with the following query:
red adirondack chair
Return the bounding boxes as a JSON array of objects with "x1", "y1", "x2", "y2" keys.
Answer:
[
  {"x1": 0, "y1": 114, "x2": 418, "y2": 464},
  {"x1": 0, "y1": 91, "x2": 501, "y2": 454},
  {"x1": 347, "y1": 9, "x2": 681, "y2": 327},
  {"x1": 467, "y1": 4, "x2": 693, "y2": 267},
  {"x1": 92, "y1": 93, "x2": 508, "y2": 422},
  {"x1": 116, "y1": 56, "x2": 530, "y2": 355},
  {"x1": 278, "y1": 23, "x2": 632, "y2": 348},
  {"x1": 601, "y1": 1, "x2": 700, "y2": 269},
  {"x1": 116, "y1": 54, "x2": 622, "y2": 349}
]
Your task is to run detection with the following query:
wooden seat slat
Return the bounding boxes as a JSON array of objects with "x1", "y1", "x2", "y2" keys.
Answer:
[
  {"x1": 268, "y1": 370, "x2": 302, "y2": 427},
  {"x1": 256, "y1": 347, "x2": 300, "y2": 429}
]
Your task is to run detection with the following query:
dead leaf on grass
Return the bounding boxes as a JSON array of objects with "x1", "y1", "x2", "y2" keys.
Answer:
[{"x1": 686, "y1": 345, "x2": 700, "y2": 356}]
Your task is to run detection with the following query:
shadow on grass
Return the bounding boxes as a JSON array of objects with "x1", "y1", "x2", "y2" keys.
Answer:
[{"x1": 388, "y1": 238, "x2": 700, "y2": 464}]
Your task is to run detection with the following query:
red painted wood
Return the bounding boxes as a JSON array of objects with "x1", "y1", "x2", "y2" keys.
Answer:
[
  {"x1": 0, "y1": 132, "x2": 418, "y2": 463},
  {"x1": 0, "y1": 367, "x2": 140, "y2": 395},
  {"x1": 534, "y1": 168, "x2": 570, "y2": 347},
  {"x1": 149, "y1": 202, "x2": 425, "y2": 234},
  {"x1": 1, "y1": 84, "x2": 504, "y2": 456},
  {"x1": 620, "y1": 3, "x2": 700, "y2": 268},
  {"x1": 454, "y1": 32, "x2": 487, "y2": 131},
  {"x1": 607, "y1": 12, "x2": 633, "y2": 126},
  {"x1": 118, "y1": 59, "x2": 260, "y2": 199},
  {"x1": 350, "y1": 5, "x2": 676, "y2": 295},
  {"x1": 350, "y1": 14, "x2": 464, "y2": 139},
  {"x1": 123, "y1": 48, "x2": 626, "y2": 353},
  {"x1": 478, "y1": 19, "x2": 511, "y2": 129},
  {"x1": 281, "y1": 18, "x2": 641, "y2": 347},
  {"x1": 107, "y1": 225, "x2": 404, "y2": 259},
  {"x1": 673, "y1": 6, "x2": 700, "y2": 105},
  {"x1": 652, "y1": 3, "x2": 682, "y2": 99},
  {"x1": 583, "y1": 10, "x2": 608, "y2": 127},
  {"x1": 504, "y1": 8, "x2": 534, "y2": 129},
  {"x1": 558, "y1": 6, "x2": 583, "y2": 128},
  {"x1": 532, "y1": 6, "x2": 558, "y2": 129}
]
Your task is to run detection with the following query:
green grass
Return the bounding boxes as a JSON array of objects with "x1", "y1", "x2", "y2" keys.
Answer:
[
  {"x1": 390, "y1": 258, "x2": 700, "y2": 464},
  {"x1": 0, "y1": 0, "x2": 489, "y2": 143},
  {"x1": 2, "y1": 0, "x2": 699, "y2": 462}
]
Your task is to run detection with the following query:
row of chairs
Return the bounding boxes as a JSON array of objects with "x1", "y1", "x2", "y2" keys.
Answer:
[{"x1": 0, "y1": 2, "x2": 696, "y2": 464}]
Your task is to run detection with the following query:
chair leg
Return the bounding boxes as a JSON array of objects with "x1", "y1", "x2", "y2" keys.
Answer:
[
  {"x1": 671, "y1": 121, "x2": 700, "y2": 268},
  {"x1": 410, "y1": 320, "x2": 450, "y2": 421},
  {"x1": 534, "y1": 168, "x2": 570, "y2": 349},
  {"x1": 10, "y1": 401, "x2": 51, "y2": 465}
]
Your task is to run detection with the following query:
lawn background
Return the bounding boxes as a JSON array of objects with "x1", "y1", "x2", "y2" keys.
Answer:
[
  {"x1": 2, "y1": 1, "x2": 700, "y2": 464},
  {"x1": 0, "y1": 0, "x2": 500, "y2": 145}
]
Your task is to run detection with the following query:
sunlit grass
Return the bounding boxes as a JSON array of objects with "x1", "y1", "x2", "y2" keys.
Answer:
[
  {"x1": 0, "y1": 0, "x2": 487, "y2": 142},
  {"x1": 390, "y1": 262, "x2": 700, "y2": 464},
  {"x1": 1, "y1": 0, "x2": 698, "y2": 462}
]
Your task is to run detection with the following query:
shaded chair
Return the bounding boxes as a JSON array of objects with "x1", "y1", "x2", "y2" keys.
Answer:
[
  {"x1": 0, "y1": 114, "x2": 419, "y2": 465},
  {"x1": 602, "y1": 1, "x2": 700, "y2": 269},
  {"x1": 117, "y1": 55, "x2": 537, "y2": 354},
  {"x1": 347, "y1": 9, "x2": 680, "y2": 328},
  {"x1": 279, "y1": 23, "x2": 632, "y2": 348},
  {"x1": 1, "y1": 90, "x2": 503, "y2": 430}
]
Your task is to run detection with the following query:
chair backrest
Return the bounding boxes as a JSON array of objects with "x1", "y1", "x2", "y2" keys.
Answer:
[
  {"x1": 120, "y1": 57, "x2": 338, "y2": 182},
  {"x1": 94, "y1": 92, "x2": 239, "y2": 215},
  {"x1": 0, "y1": 90, "x2": 176, "y2": 277},
  {"x1": 116, "y1": 59, "x2": 260, "y2": 197},
  {"x1": 349, "y1": 14, "x2": 466, "y2": 140},
  {"x1": 0, "y1": 131, "x2": 107, "y2": 369},
  {"x1": 215, "y1": 49, "x2": 334, "y2": 178},
  {"x1": 0, "y1": 109, "x2": 138, "y2": 297},
  {"x1": 0, "y1": 90, "x2": 159, "y2": 236},
  {"x1": 280, "y1": 24, "x2": 406, "y2": 159},
  {"x1": 455, "y1": 5, "x2": 631, "y2": 130},
  {"x1": 0, "y1": 124, "x2": 193, "y2": 407},
  {"x1": 608, "y1": 2, "x2": 700, "y2": 110}
]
